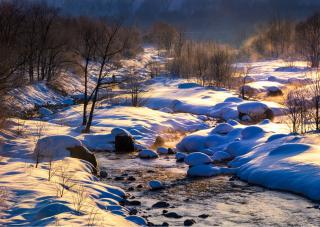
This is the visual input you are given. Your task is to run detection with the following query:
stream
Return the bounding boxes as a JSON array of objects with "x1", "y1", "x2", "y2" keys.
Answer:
[{"x1": 97, "y1": 134, "x2": 320, "y2": 226}]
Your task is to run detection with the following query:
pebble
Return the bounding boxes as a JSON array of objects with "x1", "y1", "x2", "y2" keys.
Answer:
[
  {"x1": 152, "y1": 201, "x2": 170, "y2": 209},
  {"x1": 184, "y1": 219, "x2": 196, "y2": 226},
  {"x1": 114, "y1": 176, "x2": 125, "y2": 181},
  {"x1": 163, "y1": 212, "x2": 182, "y2": 219},
  {"x1": 127, "y1": 176, "x2": 136, "y2": 181},
  {"x1": 128, "y1": 200, "x2": 141, "y2": 206},
  {"x1": 100, "y1": 170, "x2": 108, "y2": 178},
  {"x1": 198, "y1": 214, "x2": 209, "y2": 219}
]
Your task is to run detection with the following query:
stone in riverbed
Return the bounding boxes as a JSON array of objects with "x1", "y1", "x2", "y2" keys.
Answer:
[
  {"x1": 184, "y1": 219, "x2": 196, "y2": 226},
  {"x1": 149, "y1": 180, "x2": 164, "y2": 190},
  {"x1": 139, "y1": 149, "x2": 159, "y2": 159},
  {"x1": 163, "y1": 212, "x2": 182, "y2": 219},
  {"x1": 115, "y1": 135, "x2": 135, "y2": 153},
  {"x1": 152, "y1": 201, "x2": 170, "y2": 209},
  {"x1": 157, "y1": 147, "x2": 169, "y2": 155},
  {"x1": 99, "y1": 170, "x2": 108, "y2": 178},
  {"x1": 198, "y1": 214, "x2": 209, "y2": 219}
]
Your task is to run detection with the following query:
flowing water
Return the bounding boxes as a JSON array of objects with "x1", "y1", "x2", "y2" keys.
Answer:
[{"x1": 97, "y1": 135, "x2": 320, "y2": 226}]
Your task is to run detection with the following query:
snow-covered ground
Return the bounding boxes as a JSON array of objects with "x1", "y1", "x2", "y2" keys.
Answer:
[
  {"x1": 236, "y1": 60, "x2": 313, "y2": 98},
  {"x1": 1, "y1": 48, "x2": 320, "y2": 226}
]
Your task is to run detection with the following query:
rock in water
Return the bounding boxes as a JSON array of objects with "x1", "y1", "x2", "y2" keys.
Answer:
[
  {"x1": 184, "y1": 219, "x2": 196, "y2": 226},
  {"x1": 149, "y1": 180, "x2": 164, "y2": 190},
  {"x1": 139, "y1": 149, "x2": 159, "y2": 159},
  {"x1": 163, "y1": 212, "x2": 182, "y2": 219},
  {"x1": 152, "y1": 201, "x2": 170, "y2": 209},
  {"x1": 115, "y1": 135, "x2": 135, "y2": 153}
]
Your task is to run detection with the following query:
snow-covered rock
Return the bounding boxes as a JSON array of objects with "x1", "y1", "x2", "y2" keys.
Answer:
[
  {"x1": 111, "y1": 127, "x2": 132, "y2": 138},
  {"x1": 138, "y1": 149, "x2": 159, "y2": 159},
  {"x1": 187, "y1": 164, "x2": 221, "y2": 177},
  {"x1": 184, "y1": 152, "x2": 212, "y2": 166},
  {"x1": 175, "y1": 152, "x2": 187, "y2": 162},
  {"x1": 210, "y1": 123, "x2": 234, "y2": 135},
  {"x1": 238, "y1": 102, "x2": 273, "y2": 121},
  {"x1": 149, "y1": 180, "x2": 164, "y2": 190},
  {"x1": 34, "y1": 135, "x2": 82, "y2": 159},
  {"x1": 157, "y1": 147, "x2": 169, "y2": 155}
]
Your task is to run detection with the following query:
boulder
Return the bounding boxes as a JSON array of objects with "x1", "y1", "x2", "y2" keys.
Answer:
[
  {"x1": 184, "y1": 152, "x2": 212, "y2": 166},
  {"x1": 139, "y1": 149, "x2": 159, "y2": 159},
  {"x1": 67, "y1": 146, "x2": 98, "y2": 174},
  {"x1": 238, "y1": 102, "x2": 274, "y2": 122},
  {"x1": 115, "y1": 135, "x2": 135, "y2": 153}
]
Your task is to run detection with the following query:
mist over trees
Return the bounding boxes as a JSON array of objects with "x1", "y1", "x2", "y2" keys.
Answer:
[{"x1": 24, "y1": 0, "x2": 320, "y2": 45}]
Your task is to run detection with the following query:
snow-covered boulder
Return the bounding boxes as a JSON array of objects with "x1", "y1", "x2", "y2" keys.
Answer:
[
  {"x1": 238, "y1": 102, "x2": 274, "y2": 121},
  {"x1": 111, "y1": 128, "x2": 132, "y2": 138},
  {"x1": 138, "y1": 149, "x2": 159, "y2": 159},
  {"x1": 267, "y1": 86, "x2": 283, "y2": 96},
  {"x1": 187, "y1": 164, "x2": 220, "y2": 177},
  {"x1": 184, "y1": 152, "x2": 212, "y2": 166},
  {"x1": 176, "y1": 135, "x2": 207, "y2": 153},
  {"x1": 224, "y1": 97, "x2": 243, "y2": 103},
  {"x1": 211, "y1": 123, "x2": 234, "y2": 135},
  {"x1": 175, "y1": 152, "x2": 187, "y2": 162},
  {"x1": 34, "y1": 135, "x2": 97, "y2": 172},
  {"x1": 149, "y1": 180, "x2": 164, "y2": 190},
  {"x1": 157, "y1": 147, "x2": 169, "y2": 155}
]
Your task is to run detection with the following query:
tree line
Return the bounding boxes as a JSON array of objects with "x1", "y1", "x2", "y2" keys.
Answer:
[{"x1": 242, "y1": 13, "x2": 320, "y2": 68}]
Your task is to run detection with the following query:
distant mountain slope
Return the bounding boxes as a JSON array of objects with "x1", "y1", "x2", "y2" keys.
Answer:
[{"x1": 25, "y1": 0, "x2": 320, "y2": 44}]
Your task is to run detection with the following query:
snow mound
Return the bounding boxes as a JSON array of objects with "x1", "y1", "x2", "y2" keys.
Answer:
[
  {"x1": 184, "y1": 152, "x2": 212, "y2": 166},
  {"x1": 211, "y1": 123, "x2": 234, "y2": 135},
  {"x1": 138, "y1": 149, "x2": 159, "y2": 159},
  {"x1": 268, "y1": 143, "x2": 310, "y2": 156},
  {"x1": 176, "y1": 135, "x2": 206, "y2": 153},
  {"x1": 224, "y1": 97, "x2": 243, "y2": 103},
  {"x1": 187, "y1": 164, "x2": 221, "y2": 177},
  {"x1": 34, "y1": 135, "x2": 82, "y2": 159},
  {"x1": 241, "y1": 126, "x2": 265, "y2": 140}
]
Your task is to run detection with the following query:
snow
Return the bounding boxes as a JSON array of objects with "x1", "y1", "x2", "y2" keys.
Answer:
[
  {"x1": 34, "y1": 135, "x2": 82, "y2": 159},
  {"x1": 211, "y1": 123, "x2": 234, "y2": 135},
  {"x1": 187, "y1": 164, "x2": 221, "y2": 177},
  {"x1": 237, "y1": 102, "x2": 269, "y2": 116},
  {"x1": 138, "y1": 149, "x2": 159, "y2": 159},
  {"x1": 184, "y1": 152, "x2": 212, "y2": 166},
  {"x1": 157, "y1": 147, "x2": 169, "y2": 155}
]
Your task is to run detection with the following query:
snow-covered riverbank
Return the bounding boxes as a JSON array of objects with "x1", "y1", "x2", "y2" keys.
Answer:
[{"x1": 1, "y1": 47, "x2": 320, "y2": 226}]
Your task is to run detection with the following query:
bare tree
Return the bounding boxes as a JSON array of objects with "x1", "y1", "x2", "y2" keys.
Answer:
[
  {"x1": 73, "y1": 17, "x2": 98, "y2": 126},
  {"x1": 83, "y1": 21, "x2": 128, "y2": 133},
  {"x1": 296, "y1": 13, "x2": 320, "y2": 68}
]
